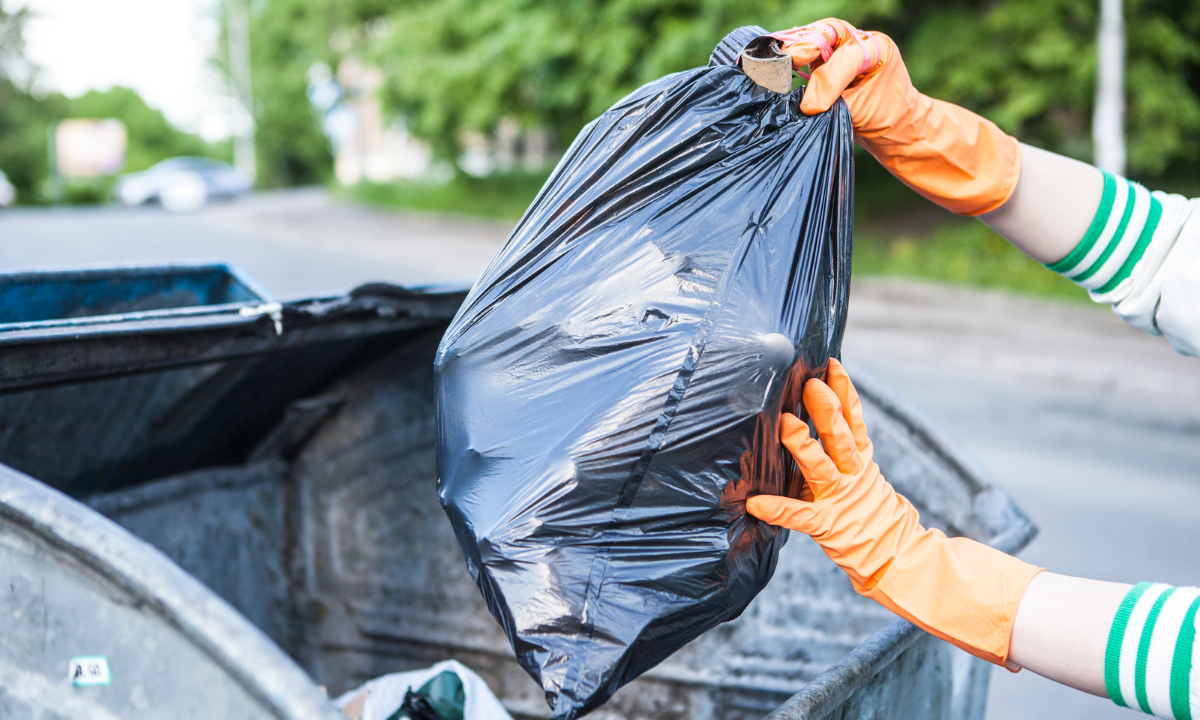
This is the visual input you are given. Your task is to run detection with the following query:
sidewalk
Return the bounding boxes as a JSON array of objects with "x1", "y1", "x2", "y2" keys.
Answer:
[{"x1": 844, "y1": 276, "x2": 1200, "y2": 402}]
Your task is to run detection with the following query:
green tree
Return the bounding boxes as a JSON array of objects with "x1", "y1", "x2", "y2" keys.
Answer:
[
  {"x1": 214, "y1": 0, "x2": 348, "y2": 188},
  {"x1": 0, "y1": 81, "x2": 66, "y2": 202},
  {"x1": 227, "y1": 0, "x2": 1200, "y2": 185},
  {"x1": 0, "y1": 1, "x2": 62, "y2": 202},
  {"x1": 335, "y1": 0, "x2": 1191, "y2": 183},
  {"x1": 362, "y1": 0, "x2": 897, "y2": 165},
  {"x1": 897, "y1": 0, "x2": 1200, "y2": 178}
]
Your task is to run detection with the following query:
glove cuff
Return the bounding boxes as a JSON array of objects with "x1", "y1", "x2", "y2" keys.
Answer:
[
  {"x1": 845, "y1": 45, "x2": 1021, "y2": 216},
  {"x1": 857, "y1": 98, "x2": 1021, "y2": 217},
  {"x1": 859, "y1": 535, "x2": 1044, "y2": 666}
]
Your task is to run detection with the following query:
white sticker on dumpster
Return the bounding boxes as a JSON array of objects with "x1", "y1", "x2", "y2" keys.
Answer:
[{"x1": 69, "y1": 656, "x2": 111, "y2": 686}]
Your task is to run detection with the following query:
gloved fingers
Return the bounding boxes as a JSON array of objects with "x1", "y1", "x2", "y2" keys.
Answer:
[
  {"x1": 774, "y1": 19, "x2": 888, "y2": 116},
  {"x1": 825, "y1": 358, "x2": 869, "y2": 451},
  {"x1": 746, "y1": 494, "x2": 819, "y2": 533},
  {"x1": 779, "y1": 38, "x2": 825, "y2": 76},
  {"x1": 798, "y1": 481, "x2": 815, "y2": 503},
  {"x1": 779, "y1": 412, "x2": 840, "y2": 491},
  {"x1": 798, "y1": 39, "x2": 865, "y2": 115},
  {"x1": 773, "y1": 18, "x2": 841, "y2": 70},
  {"x1": 861, "y1": 31, "x2": 895, "y2": 80},
  {"x1": 802, "y1": 379, "x2": 863, "y2": 473}
]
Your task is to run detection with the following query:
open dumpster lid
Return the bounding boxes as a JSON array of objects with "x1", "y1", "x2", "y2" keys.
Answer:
[
  {"x1": 0, "y1": 262, "x2": 469, "y2": 497},
  {"x1": 0, "y1": 262, "x2": 470, "y2": 392}
]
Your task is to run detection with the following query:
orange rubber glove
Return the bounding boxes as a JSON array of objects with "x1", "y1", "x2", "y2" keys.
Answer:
[
  {"x1": 747, "y1": 359, "x2": 1043, "y2": 667},
  {"x1": 770, "y1": 19, "x2": 1021, "y2": 216}
]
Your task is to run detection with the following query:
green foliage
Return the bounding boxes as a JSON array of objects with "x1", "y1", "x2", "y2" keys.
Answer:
[
  {"x1": 896, "y1": 0, "x2": 1200, "y2": 176},
  {"x1": 231, "y1": 0, "x2": 1200, "y2": 186},
  {"x1": 0, "y1": 80, "x2": 66, "y2": 203},
  {"x1": 1122, "y1": 0, "x2": 1200, "y2": 175},
  {"x1": 853, "y1": 219, "x2": 1088, "y2": 302},
  {"x1": 362, "y1": 0, "x2": 897, "y2": 163},
  {"x1": 223, "y1": 0, "x2": 340, "y2": 188},
  {"x1": 344, "y1": 170, "x2": 552, "y2": 219},
  {"x1": 338, "y1": 0, "x2": 1199, "y2": 181},
  {"x1": 0, "y1": 2, "x2": 60, "y2": 203}
]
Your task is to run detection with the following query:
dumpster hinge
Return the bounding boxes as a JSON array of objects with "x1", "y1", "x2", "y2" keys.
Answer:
[{"x1": 239, "y1": 302, "x2": 284, "y2": 335}]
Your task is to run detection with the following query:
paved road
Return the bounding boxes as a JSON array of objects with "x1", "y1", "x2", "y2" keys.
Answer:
[
  {"x1": 3, "y1": 192, "x2": 1197, "y2": 720},
  {"x1": 0, "y1": 189, "x2": 508, "y2": 299}
]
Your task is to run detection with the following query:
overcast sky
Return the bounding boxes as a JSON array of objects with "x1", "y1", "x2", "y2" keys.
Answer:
[{"x1": 14, "y1": 0, "x2": 240, "y2": 140}]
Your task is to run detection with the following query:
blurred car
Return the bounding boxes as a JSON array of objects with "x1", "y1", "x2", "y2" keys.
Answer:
[
  {"x1": 112, "y1": 157, "x2": 251, "y2": 212},
  {"x1": 0, "y1": 170, "x2": 14, "y2": 208}
]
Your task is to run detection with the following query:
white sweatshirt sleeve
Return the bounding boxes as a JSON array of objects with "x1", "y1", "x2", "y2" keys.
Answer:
[
  {"x1": 1104, "y1": 582, "x2": 1200, "y2": 719},
  {"x1": 1045, "y1": 171, "x2": 1200, "y2": 357}
]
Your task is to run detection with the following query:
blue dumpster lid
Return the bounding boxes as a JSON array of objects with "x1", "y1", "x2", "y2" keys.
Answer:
[{"x1": 0, "y1": 261, "x2": 275, "y2": 330}]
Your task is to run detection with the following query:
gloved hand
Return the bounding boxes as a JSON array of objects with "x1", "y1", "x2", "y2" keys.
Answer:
[
  {"x1": 770, "y1": 19, "x2": 1021, "y2": 216},
  {"x1": 747, "y1": 359, "x2": 1043, "y2": 667}
]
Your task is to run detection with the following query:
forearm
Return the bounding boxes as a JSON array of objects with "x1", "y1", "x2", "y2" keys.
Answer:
[
  {"x1": 978, "y1": 144, "x2": 1105, "y2": 265},
  {"x1": 1011, "y1": 573, "x2": 1200, "y2": 718},
  {"x1": 1008, "y1": 572, "x2": 1130, "y2": 696},
  {"x1": 980, "y1": 143, "x2": 1200, "y2": 358}
]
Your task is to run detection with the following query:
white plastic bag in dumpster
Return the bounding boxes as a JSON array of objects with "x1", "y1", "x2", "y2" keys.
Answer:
[{"x1": 334, "y1": 660, "x2": 513, "y2": 720}]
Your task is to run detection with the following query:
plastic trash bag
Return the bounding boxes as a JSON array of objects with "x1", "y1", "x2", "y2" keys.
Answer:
[
  {"x1": 334, "y1": 660, "x2": 513, "y2": 720},
  {"x1": 435, "y1": 25, "x2": 854, "y2": 719}
]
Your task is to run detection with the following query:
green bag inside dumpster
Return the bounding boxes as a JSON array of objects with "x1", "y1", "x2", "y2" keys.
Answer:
[{"x1": 386, "y1": 671, "x2": 465, "y2": 720}]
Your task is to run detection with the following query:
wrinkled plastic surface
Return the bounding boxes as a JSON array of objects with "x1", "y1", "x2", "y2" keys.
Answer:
[{"x1": 435, "y1": 26, "x2": 854, "y2": 719}]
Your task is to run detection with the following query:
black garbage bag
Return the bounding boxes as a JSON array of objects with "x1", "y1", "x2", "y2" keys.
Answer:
[{"x1": 435, "y1": 26, "x2": 853, "y2": 719}]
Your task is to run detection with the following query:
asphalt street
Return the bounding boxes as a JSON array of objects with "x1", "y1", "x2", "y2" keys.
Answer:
[
  {"x1": 2, "y1": 192, "x2": 1197, "y2": 720},
  {"x1": 0, "y1": 189, "x2": 507, "y2": 299}
]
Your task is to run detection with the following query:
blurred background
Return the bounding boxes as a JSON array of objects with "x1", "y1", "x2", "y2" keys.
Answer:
[
  {"x1": 2, "y1": 0, "x2": 1198, "y2": 292},
  {"x1": 1, "y1": 2, "x2": 1198, "y2": 719}
]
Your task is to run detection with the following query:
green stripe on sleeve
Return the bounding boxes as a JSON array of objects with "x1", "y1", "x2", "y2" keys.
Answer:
[
  {"x1": 1095, "y1": 195, "x2": 1163, "y2": 295},
  {"x1": 1170, "y1": 596, "x2": 1200, "y2": 720},
  {"x1": 1136, "y1": 587, "x2": 1178, "y2": 713},
  {"x1": 1047, "y1": 170, "x2": 1117, "y2": 274},
  {"x1": 1075, "y1": 181, "x2": 1138, "y2": 283},
  {"x1": 1108, "y1": 582, "x2": 1153, "y2": 707}
]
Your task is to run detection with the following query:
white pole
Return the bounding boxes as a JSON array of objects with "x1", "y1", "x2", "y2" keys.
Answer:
[
  {"x1": 1094, "y1": 0, "x2": 1126, "y2": 176},
  {"x1": 227, "y1": 0, "x2": 257, "y2": 184}
]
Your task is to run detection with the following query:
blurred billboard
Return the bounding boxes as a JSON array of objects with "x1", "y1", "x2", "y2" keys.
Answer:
[{"x1": 55, "y1": 119, "x2": 128, "y2": 177}]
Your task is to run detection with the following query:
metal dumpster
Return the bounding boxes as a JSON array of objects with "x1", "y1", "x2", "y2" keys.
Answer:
[
  {"x1": 0, "y1": 263, "x2": 1035, "y2": 719},
  {"x1": 0, "y1": 462, "x2": 339, "y2": 720}
]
